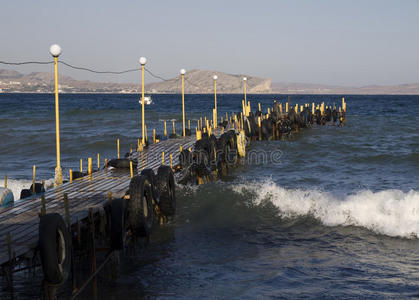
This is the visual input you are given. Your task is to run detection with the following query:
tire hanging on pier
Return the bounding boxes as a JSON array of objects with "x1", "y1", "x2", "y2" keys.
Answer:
[
  {"x1": 128, "y1": 175, "x2": 154, "y2": 236},
  {"x1": 156, "y1": 165, "x2": 176, "y2": 216},
  {"x1": 109, "y1": 198, "x2": 126, "y2": 250},
  {"x1": 141, "y1": 168, "x2": 160, "y2": 205},
  {"x1": 39, "y1": 213, "x2": 72, "y2": 285}
]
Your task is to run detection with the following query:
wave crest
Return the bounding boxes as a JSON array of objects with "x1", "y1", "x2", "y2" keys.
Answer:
[{"x1": 232, "y1": 179, "x2": 419, "y2": 238}]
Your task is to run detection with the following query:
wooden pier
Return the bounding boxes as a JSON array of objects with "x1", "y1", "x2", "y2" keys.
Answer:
[
  {"x1": 0, "y1": 132, "x2": 212, "y2": 267},
  {"x1": 0, "y1": 96, "x2": 346, "y2": 299}
]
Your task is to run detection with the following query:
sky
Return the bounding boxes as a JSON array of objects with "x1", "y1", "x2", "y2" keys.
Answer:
[{"x1": 1, "y1": 0, "x2": 419, "y2": 86}]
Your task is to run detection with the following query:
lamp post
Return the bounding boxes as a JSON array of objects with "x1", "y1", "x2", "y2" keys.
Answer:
[
  {"x1": 243, "y1": 77, "x2": 247, "y2": 107},
  {"x1": 180, "y1": 69, "x2": 186, "y2": 137},
  {"x1": 49, "y1": 44, "x2": 62, "y2": 186},
  {"x1": 213, "y1": 75, "x2": 218, "y2": 128},
  {"x1": 139, "y1": 57, "x2": 147, "y2": 144}
]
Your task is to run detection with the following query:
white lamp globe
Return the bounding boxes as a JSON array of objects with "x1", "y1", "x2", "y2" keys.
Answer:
[
  {"x1": 139, "y1": 57, "x2": 147, "y2": 65},
  {"x1": 49, "y1": 44, "x2": 62, "y2": 57},
  {"x1": 243, "y1": 77, "x2": 247, "y2": 81},
  {"x1": 180, "y1": 69, "x2": 186, "y2": 75},
  {"x1": 213, "y1": 75, "x2": 218, "y2": 80}
]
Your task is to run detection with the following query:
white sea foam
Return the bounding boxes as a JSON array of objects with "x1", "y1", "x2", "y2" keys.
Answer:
[
  {"x1": 0, "y1": 178, "x2": 54, "y2": 200},
  {"x1": 232, "y1": 179, "x2": 419, "y2": 238}
]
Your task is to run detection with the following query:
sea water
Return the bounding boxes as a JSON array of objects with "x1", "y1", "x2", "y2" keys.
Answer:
[{"x1": 0, "y1": 93, "x2": 418, "y2": 298}]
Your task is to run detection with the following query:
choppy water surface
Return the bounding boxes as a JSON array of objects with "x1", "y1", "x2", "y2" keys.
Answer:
[{"x1": 0, "y1": 94, "x2": 418, "y2": 298}]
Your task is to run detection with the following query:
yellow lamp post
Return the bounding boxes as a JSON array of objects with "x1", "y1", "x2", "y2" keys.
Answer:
[
  {"x1": 49, "y1": 44, "x2": 63, "y2": 186},
  {"x1": 180, "y1": 69, "x2": 186, "y2": 136},
  {"x1": 243, "y1": 77, "x2": 247, "y2": 107},
  {"x1": 139, "y1": 56, "x2": 147, "y2": 145},
  {"x1": 213, "y1": 75, "x2": 218, "y2": 128}
]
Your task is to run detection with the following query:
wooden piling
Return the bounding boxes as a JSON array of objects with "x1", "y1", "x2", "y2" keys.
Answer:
[
  {"x1": 162, "y1": 152, "x2": 165, "y2": 165},
  {"x1": 88, "y1": 158, "x2": 92, "y2": 176},
  {"x1": 117, "y1": 139, "x2": 120, "y2": 159},
  {"x1": 4, "y1": 174, "x2": 7, "y2": 188},
  {"x1": 172, "y1": 120, "x2": 175, "y2": 134},
  {"x1": 97, "y1": 153, "x2": 100, "y2": 170},
  {"x1": 164, "y1": 121, "x2": 167, "y2": 137},
  {"x1": 69, "y1": 169, "x2": 73, "y2": 183},
  {"x1": 153, "y1": 129, "x2": 156, "y2": 144},
  {"x1": 80, "y1": 159, "x2": 83, "y2": 173},
  {"x1": 196, "y1": 128, "x2": 201, "y2": 141},
  {"x1": 32, "y1": 165, "x2": 36, "y2": 193},
  {"x1": 170, "y1": 154, "x2": 173, "y2": 169},
  {"x1": 130, "y1": 161, "x2": 133, "y2": 178}
]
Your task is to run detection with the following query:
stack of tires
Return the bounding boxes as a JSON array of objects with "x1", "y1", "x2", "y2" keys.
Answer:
[
  {"x1": 108, "y1": 165, "x2": 176, "y2": 250},
  {"x1": 177, "y1": 130, "x2": 242, "y2": 184},
  {"x1": 38, "y1": 165, "x2": 176, "y2": 287}
]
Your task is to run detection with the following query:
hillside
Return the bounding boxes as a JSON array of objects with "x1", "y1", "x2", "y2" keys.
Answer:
[
  {"x1": 1, "y1": 69, "x2": 418, "y2": 94},
  {"x1": 146, "y1": 69, "x2": 271, "y2": 94},
  {"x1": 0, "y1": 69, "x2": 271, "y2": 94}
]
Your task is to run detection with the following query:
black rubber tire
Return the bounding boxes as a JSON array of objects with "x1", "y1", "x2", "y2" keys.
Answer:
[
  {"x1": 179, "y1": 149, "x2": 192, "y2": 169},
  {"x1": 20, "y1": 189, "x2": 32, "y2": 199},
  {"x1": 39, "y1": 213, "x2": 72, "y2": 285},
  {"x1": 156, "y1": 166, "x2": 176, "y2": 216},
  {"x1": 109, "y1": 198, "x2": 126, "y2": 250},
  {"x1": 108, "y1": 158, "x2": 137, "y2": 169},
  {"x1": 194, "y1": 137, "x2": 211, "y2": 171},
  {"x1": 227, "y1": 130, "x2": 237, "y2": 149},
  {"x1": 208, "y1": 134, "x2": 218, "y2": 171},
  {"x1": 141, "y1": 168, "x2": 160, "y2": 204},
  {"x1": 29, "y1": 182, "x2": 45, "y2": 194},
  {"x1": 71, "y1": 171, "x2": 86, "y2": 180},
  {"x1": 261, "y1": 119, "x2": 272, "y2": 139},
  {"x1": 217, "y1": 132, "x2": 237, "y2": 169},
  {"x1": 248, "y1": 114, "x2": 258, "y2": 138},
  {"x1": 243, "y1": 117, "x2": 252, "y2": 137},
  {"x1": 127, "y1": 175, "x2": 154, "y2": 236}
]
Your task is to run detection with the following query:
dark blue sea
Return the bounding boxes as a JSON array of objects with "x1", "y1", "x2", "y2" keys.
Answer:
[{"x1": 0, "y1": 93, "x2": 419, "y2": 299}]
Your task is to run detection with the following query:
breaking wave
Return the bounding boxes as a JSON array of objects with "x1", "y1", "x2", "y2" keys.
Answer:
[{"x1": 232, "y1": 179, "x2": 419, "y2": 238}]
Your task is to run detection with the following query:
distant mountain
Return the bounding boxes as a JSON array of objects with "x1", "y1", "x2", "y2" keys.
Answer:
[
  {"x1": 1, "y1": 69, "x2": 418, "y2": 94},
  {"x1": 0, "y1": 69, "x2": 137, "y2": 93},
  {"x1": 271, "y1": 82, "x2": 419, "y2": 95},
  {"x1": 146, "y1": 69, "x2": 271, "y2": 94},
  {"x1": 0, "y1": 69, "x2": 270, "y2": 94}
]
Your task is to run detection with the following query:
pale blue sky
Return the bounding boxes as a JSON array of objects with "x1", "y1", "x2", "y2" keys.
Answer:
[{"x1": 1, "y1": 0, "x2": 419, "y2": 86}]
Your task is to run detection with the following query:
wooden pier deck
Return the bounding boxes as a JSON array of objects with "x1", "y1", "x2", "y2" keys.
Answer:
[{"x1": 0, "y1": 133, "x2": 206, "y2": 266}]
